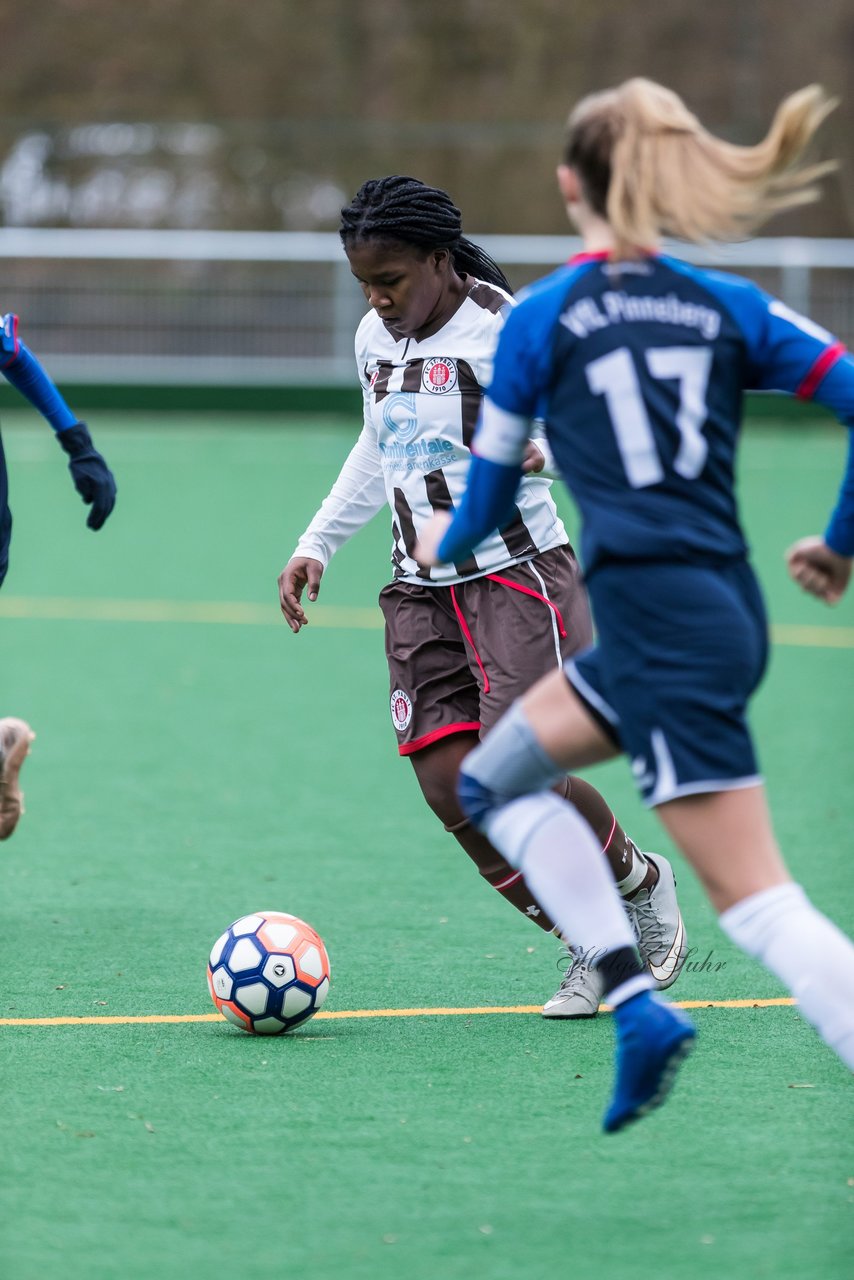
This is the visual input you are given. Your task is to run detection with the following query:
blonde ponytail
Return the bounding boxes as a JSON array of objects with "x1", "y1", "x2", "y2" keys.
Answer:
[{"x1": 564, "y1": 79, "x2": 837, "y2": 258}]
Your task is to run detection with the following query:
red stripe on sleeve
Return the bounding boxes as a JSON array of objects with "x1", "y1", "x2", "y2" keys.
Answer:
[
  {"x1": 795, "y1": 342, "x2": 846, "y2": 400},
  {"x1": 1, "y1": 313, "x2": 20, "y2": 367}
]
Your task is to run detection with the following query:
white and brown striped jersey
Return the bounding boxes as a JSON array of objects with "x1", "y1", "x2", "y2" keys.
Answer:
[{"x1": 293, "y1": 277, "x2": 568, "y2": 585}]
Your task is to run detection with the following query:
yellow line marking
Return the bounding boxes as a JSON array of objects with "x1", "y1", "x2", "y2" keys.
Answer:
[
  {"x1": 771, "y1": 623, "x2": 854, "y2": 648},
  {"x1": 0, "y1": 596, "x2": 852, "y2": 645},
  {"x1": 0, "y1": 595, "x2": 381, "y2": 630},
  {"x1": 0, "y1": 998, "x2": 796, "y2": 1027}
]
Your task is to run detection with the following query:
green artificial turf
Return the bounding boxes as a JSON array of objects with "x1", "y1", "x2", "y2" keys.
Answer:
[{"x1": 1, "y1": 414, "x2": 852, "y2": 1280}]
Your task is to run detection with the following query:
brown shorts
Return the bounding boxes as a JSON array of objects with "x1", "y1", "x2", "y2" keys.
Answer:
[{"x1": 378, "y1": 545, "x2": 593, "y2": 755}]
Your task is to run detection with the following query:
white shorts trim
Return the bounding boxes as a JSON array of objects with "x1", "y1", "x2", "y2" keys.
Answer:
[
  {"x1": 527, "y1": 559, "x2": 563, "y2": 670},
  {"x1": 566, "y1": 660, "x2": 620, "y2": 727},
  {"x1": 646, "y1": 774, "x2": 764, "y2": 809}
]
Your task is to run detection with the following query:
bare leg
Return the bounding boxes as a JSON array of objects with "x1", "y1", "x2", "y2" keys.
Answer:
[
  {"x1": 508, "y1": 674, "x2": 854, "y2": 1069},
  {"x1": 659, "y1": 785, "x2": 854, "y2": 1067},
  {"x1": 409, "y1": 728, "x2": 649, "y2": 928},
  {"x1": 656, "y1": 786, "x2": 789, "y2": 911},
  {"x1": 519, "y1": 666, "x2": 618, "y2": 769},
  {"x1": 458, "y1": 681, "x2": 696, "y2": 1128},
  {"x1": 410, "y1": 733, "x2": 557, "y2": 931}
]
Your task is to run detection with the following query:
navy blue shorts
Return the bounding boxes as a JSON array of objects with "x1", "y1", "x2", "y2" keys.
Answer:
[{"x1": 568, "y1": 559, "x2": 769, "y2": 806}]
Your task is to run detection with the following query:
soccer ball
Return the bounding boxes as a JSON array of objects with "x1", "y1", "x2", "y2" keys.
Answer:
[{"x1": 207, "y1": 910, "x2": 331, "y2": 1035}]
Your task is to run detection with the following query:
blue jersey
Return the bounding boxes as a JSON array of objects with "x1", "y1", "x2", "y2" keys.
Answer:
[{"x1": 438, "y1": 252, "x2": 854, "y2": 572}]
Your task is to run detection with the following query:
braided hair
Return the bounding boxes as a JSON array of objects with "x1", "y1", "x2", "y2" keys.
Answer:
[{"x1": 339, "y1": 175, "x2": 512, "y2": 294}]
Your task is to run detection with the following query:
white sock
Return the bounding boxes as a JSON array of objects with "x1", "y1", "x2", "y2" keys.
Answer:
[
  {"x1": 615, "y1": 843, "x2": 649, "y2": 897},
  {"x1": 484, "y1": 792, "x2": 638, "y2": 958},
  {"x1": 720, "y1": 882, "x2": 854, "y2": 1070}
]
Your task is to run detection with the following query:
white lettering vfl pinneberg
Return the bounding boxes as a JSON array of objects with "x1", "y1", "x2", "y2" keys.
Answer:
[{"x1": 561, "y1": 291, "x2": 721, "y2": 341}]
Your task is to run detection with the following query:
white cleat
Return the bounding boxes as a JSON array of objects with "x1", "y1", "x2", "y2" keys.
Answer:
[
  {"x1": 0, "y1": 717, "x2": 36, "y2": 840},
  {"x1": 626, "y1": 853, "x2": 688, "y2": 990},
  {"x1": 542, "y1": 944, "x2": 604, "y2": 1019}
]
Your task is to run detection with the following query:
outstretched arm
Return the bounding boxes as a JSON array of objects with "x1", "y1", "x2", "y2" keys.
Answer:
[
  {"x1": 785, "y1": 352, "x2": 854, "y2": 605},
  {"x1": 733, "y1": 290, "x2": 854, "y2": 605},
  {"x1": 1, "y1": 314, "x2": 116, "y2": 530},
  {"x1": 290, "y1": 420, "x2": 387, "y2": 568},
  {"x1": 813, "y1": 355, "x2": 854, "y2": 561},
  {"x1": 278, "y1": 417, "x2": 386, "y2": 631},
  {"x1": 1, "y1": 314, "x2": 78, "y2": 432}
]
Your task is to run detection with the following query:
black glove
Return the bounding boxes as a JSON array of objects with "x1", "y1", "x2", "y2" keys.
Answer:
[{"x1": 57, "y1": 423, "x2": 117, "y2": 531}]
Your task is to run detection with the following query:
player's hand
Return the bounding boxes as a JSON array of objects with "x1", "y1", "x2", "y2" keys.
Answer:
[
  {"x1": 278, "y1": 556, "x2": 325, "y2": 633},
  {"x1": 522, "y1": 440, "x2": 546, "y2": 474},
  {"x1": 414, "y1": 511, "x2": 453, "y2": 568},
  {"x1": 785, "y1": 535, "x2": 852, "y2": 605},
  {"x1": 57, "y1": 422, "x2": 117, "y2": 530}
]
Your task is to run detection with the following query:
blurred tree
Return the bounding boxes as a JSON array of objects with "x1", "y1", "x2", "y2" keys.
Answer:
[{"x1": 0, "y1": 0, "x2": 850, "y2": 232}]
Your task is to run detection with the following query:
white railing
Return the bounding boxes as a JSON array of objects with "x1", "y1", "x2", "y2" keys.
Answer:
[{"x1": 1, "y1": 229, "x2": 853, "y2": 385}]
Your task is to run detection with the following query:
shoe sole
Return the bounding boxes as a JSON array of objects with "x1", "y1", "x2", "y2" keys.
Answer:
[
  {"x1": 604, "y1": 1033, "x2": 695, "y2": 1134},
  {"x1": 0, "y1": 719, "x2": 36, "y2": 840},
  {"x1": 542, "y1": 1008, "x2": 600, "y2": 1020}
]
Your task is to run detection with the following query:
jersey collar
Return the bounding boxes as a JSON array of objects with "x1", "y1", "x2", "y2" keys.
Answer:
[{"x1": 567, "y1": 249, "x2": 659, "y2": 265}]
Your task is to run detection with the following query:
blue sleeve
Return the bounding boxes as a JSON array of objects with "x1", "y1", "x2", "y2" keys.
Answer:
[
  {"x1": 687, "y1": 271, "x2": 854, "y2": 555},
  {"x1": 748, "y1": 298, "x2": 854, "y2": 555},
  {"x1": 436, "y1": 266, "x2": 578, "y2": 565},
  {"x1": 748, "y1": 294, "x2": 846, "y2": 397},
  {"x1": 687, "y1": 270, "x2": 845, "y2": 396},
  {"x1": 487, "y1": 272, "x2": 571, "y2": 416},
  {"x1": 0, "y1": 315, "x2": 78, "y2": 433},
  {"x1": 746, "y1": 294, "x2": 854, "y2": 555},
  {"x1": 809, "y1": 353, "x2": 854, "y2": 556},
  {"x1": 436, "y1": 454, "x2": 523, "y2": 564}
]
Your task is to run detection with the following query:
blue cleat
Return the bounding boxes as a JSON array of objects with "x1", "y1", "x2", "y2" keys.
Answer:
[{"x1": 603, "y1": 990, "x2": 696, "y2": 1133}]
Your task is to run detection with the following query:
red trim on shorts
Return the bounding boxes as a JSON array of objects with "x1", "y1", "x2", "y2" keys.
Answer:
[
  {"x1": 493, "y1": 870, "x2": 523, "y2": 890},
  {"x1": 795, "y1": 342, "x2": 845, "y2": 400},
  {"x1": 450, "y1": 585, "x2": 490, "y2": 694},
  {"x1": 485, "y1": 574, "x2": 568, "y2": 638},
  {"x1": 398, "y1": 721, "x2": 481, "y2": 756}
]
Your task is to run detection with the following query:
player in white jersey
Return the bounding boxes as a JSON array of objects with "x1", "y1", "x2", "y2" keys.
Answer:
[
  {"x1": 350, "y1": 272, "x2": 565, "y2": 583},
  {"x1": 278, "y1": 176, "x2": 687, "y2": 1013}
]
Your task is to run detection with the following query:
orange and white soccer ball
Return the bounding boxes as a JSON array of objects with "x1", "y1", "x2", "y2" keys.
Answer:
[{"x1": 207, "y1": 911, "x2": 331, "y2": 1035}]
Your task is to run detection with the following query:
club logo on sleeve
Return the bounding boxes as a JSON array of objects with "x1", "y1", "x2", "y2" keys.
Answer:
[
  {"x1": 390, "y1": 689, "x2": 413, "y2": 732},
  {"x1": 422, "y1": 357, "x2": 457, "y2": 394}
]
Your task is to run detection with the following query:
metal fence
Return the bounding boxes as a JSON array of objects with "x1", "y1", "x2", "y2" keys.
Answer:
[{"x1": 2, "y1": 228, "x2": 854, "y2": 385}]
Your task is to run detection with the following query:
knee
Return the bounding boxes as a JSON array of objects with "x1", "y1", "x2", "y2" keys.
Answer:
[
  {"x1": 410, "y1": 734, "x2": 480, "y2": 828},
  {"x1": 457, "y1": 765, "x2": 499, "y2": 833},
  {"x1": 459, "y1": 773, "x2": 568, "y2": 870},
  {"x1": 415, "y1": 766, "x2": 465, "y2": 829}
]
